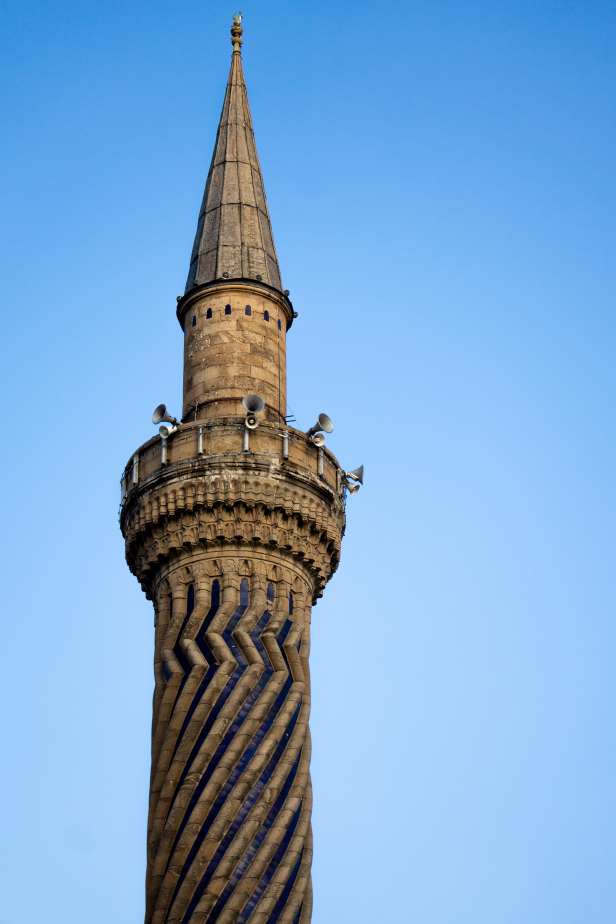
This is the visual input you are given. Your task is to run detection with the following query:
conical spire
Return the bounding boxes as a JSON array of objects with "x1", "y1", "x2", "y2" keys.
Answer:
[{"x1": 185, "y1": 19, "x2": 283, "y2": 293}]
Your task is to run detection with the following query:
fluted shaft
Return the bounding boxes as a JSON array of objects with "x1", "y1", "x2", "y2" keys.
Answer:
[{"x1": 141, "y1": 556, "x2": 318, "y2": 924}]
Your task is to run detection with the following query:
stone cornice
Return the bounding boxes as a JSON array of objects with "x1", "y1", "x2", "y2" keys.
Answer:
[
  {"x1": 176, "y1": 279, "x2": 294, "y2": 332},
  {"x1": 120, "y1": 422, "x2": 342, "y2": 510},
  {"x1": 122, "y1": 459, "x2": 345, "y2": 602}
]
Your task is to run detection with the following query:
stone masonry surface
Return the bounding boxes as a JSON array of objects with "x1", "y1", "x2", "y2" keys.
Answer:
[{"x1": 121, "y1": 18, "x2": 347, "y2": 924}]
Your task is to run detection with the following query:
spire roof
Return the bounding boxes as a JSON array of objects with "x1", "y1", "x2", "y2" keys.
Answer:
[{"x1": 185, "y1": 24, "x2": 283, "y2": 293}]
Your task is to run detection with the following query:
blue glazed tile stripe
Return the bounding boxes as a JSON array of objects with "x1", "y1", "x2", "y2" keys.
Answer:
[
  {"x1": 164, "y1": 581, "x2": 306, "y2": 922},
  {"x1": 180, "y1": 705, "x2": 302, "y2": 922}
]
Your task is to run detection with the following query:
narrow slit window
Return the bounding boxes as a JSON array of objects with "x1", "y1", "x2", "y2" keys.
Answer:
[
  {"x1": 278, "y1": 319, "x2": 281, "y2": 330},
  {"x1": 192, "y1": 315, "x2": 196, "y2": 327},
  {"x1": 240, "y1": 578, "x2": 249, "y2": 607},
  {"x1": 264, "y1": 310, "x2": 269, "y2": 321},
  {"x1": 206, "y1": 307, "x2": 212, "y2": 319},
  {"x1": 245, "y1": 305, "x2": 252, "y2": 316},
  {"x1": 289, "y1": 592, "x2": 294, "y2": 615},
  {"x1": 225, "y1": 305, "x2": 231, "y2": 315}
]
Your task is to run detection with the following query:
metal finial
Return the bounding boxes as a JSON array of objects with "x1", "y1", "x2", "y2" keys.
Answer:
[{"x1": 231, "y1": 12, "x2": 243, "y2": 51}]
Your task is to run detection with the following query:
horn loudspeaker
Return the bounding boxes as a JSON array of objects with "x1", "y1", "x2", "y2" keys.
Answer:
[
  {"x1": 153, "y1": 404, "x2": 179, "y2": 426},
  {"x1": 346, "y1": 465, "x2": 364, "y2": 484},
  {"x1": 306, "y1": 413, "x2": 334, "y2": 438},
  {"x1": 242, "y1": 394, "x2": 265, "y2": 414}
]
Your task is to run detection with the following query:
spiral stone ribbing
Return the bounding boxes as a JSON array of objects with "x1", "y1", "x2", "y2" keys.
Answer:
[
  {"x1": 147, "y1": 570, "x2": 311, "y2": 924},
  {"x1": 120, "y1": 17, "x2": 349, "y2": 922}
]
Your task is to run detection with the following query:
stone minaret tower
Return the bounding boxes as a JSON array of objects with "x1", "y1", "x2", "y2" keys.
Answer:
[{"x1": 120, "y1": 17, "x2": 355, "y2": 924}]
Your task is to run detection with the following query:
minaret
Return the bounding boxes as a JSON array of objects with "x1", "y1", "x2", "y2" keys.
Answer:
[{"x1": 120, "y1": 17, "x2": 355, "y2": 924}]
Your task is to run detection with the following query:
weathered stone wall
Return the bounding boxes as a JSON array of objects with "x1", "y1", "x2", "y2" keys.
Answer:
[
  {"x1": 121, "y1": 431, "x2": 344, "y2": 923},
  {"x1": 121, "y1": 434, "x2": 345, "y2": 603},
  {"x1": 178, "y1": 282, "x2": 292, "y2": 424},
  {"x1": 123, "y1": 422, "x2": 340, "y2": 501},
  {"x1": 143, "y1": 556, "x2": 314, "y2": 924}
]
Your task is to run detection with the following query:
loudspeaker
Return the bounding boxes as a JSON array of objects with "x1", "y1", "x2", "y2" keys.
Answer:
[
  {"x1": 242, "y1": 394, "x2": 264, "y2": 429},
  {"x1": 306, "y1": 413, "x2": 334, "y2": 439},
  {"x1": 152, "y1": 404, "x2": 179, "y2": 426},
  {"x1": 242, "y1": 394, "x2": 265, "y2": 414},
  {"x1": 345, "y1": 465, "x2": 364, "y2": 484}
]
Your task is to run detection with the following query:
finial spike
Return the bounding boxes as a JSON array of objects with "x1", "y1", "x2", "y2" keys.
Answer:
[
  {"x1": 184, "y1": 10, "x2": 283, "y2": 294},
  {"x1": 231, "y1": 12, "x2": 243, "y2": 52}
]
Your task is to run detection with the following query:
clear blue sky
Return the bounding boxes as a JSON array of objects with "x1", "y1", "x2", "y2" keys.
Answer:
[{"x1": 1, "y1": 1, "x2": 615, "y2": 922}]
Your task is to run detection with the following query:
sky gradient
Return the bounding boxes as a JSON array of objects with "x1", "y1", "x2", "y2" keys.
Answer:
[{"x1": 1, "y1": 1, "x2": 615, "y2": 922}]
